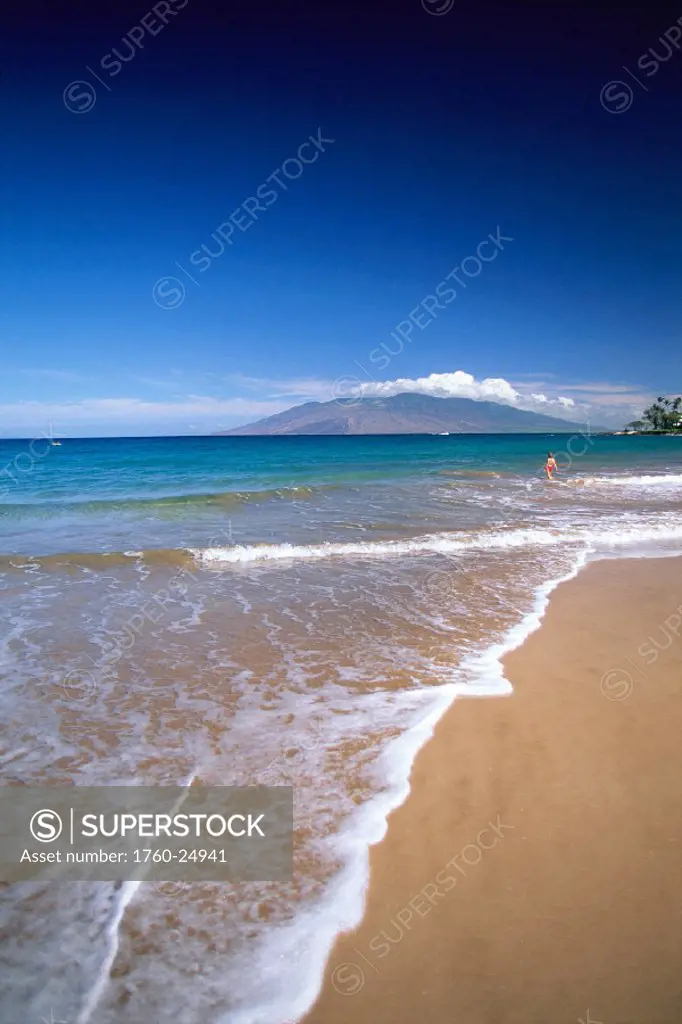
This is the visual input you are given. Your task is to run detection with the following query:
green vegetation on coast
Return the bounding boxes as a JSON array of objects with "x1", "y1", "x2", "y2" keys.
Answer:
[{"x1": 623, "y1": 396, "x2": 682, "y2": 435}]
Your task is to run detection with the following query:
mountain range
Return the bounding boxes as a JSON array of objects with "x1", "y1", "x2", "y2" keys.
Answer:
[{"x1": 217, "y1": 393, "x2": 588, "y2": 435}]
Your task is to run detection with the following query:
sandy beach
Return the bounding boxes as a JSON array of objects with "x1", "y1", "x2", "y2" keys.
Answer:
[{"x1": 304, "y1": 555, "x2": 682, "y2": 1024}]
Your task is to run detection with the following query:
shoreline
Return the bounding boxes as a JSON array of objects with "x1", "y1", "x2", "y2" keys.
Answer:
[
  {"x1": 301, "y1": 554, "x2": 682, "y2": 1024},
  {"x1": 233, "y1": 552, "x2": 587, "y2": 1024}
]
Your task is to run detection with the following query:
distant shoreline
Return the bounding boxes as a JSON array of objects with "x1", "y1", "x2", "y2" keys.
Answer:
[
  {"x1": 2, "y1": 430, "x2": 681, "y2": 441},
  {"x1": 608, "y1": 430, "x2": 682, "y2": 436}
]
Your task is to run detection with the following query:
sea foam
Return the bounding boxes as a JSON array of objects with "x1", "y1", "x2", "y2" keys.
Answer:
[{"x1": 192, "y1": 519, "x2": 682, "y2": 567}]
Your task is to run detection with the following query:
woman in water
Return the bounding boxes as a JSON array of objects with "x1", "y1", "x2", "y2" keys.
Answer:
[{"x1": 545, "y1": 451, "x2": 558, "y2": 480}]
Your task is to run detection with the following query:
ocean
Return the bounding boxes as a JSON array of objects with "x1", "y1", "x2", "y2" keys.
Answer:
[{"x1": 1, "y1": 431, "x2": 682, "y2": 1023}]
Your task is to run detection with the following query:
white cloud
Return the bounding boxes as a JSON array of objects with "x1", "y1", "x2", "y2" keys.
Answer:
[
  {"x1": 528, "y1": 392, "x2": 575, "y2": 408},
  {"x1": 345, "y1": 371, "x2": 576, "y2": 413},
  {"x1": 353, "y1": 371, "x2": 520, "y2": 403}
]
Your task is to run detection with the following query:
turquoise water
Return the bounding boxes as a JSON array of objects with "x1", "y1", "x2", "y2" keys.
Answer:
[
  {"x1": 1, "y1": 432, "x2": 681, "y2": 556},
  {"x1": 2, "y1": 431, "x2": 682, "y2": 1024}
]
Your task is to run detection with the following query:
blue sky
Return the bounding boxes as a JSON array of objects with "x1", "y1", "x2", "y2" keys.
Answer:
[{"x1": 1, "y1": 2, "x2": 681, "y2": 435}]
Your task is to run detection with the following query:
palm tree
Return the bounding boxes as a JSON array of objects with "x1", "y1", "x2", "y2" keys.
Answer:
[
  {"x1": 637, "y1": 396, "x2": 682, "y2": 432},
  {"x1": 660, "y1": 397, "x2": 682, "y2": 430},
  {"x1": 643, "y1": 402, "x2": 660, "y2": 430}
]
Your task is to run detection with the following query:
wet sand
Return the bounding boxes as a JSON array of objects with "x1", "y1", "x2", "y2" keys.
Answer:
[{"x1": 304, "y1": 555, "x2": 682, "y2": 1024}]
